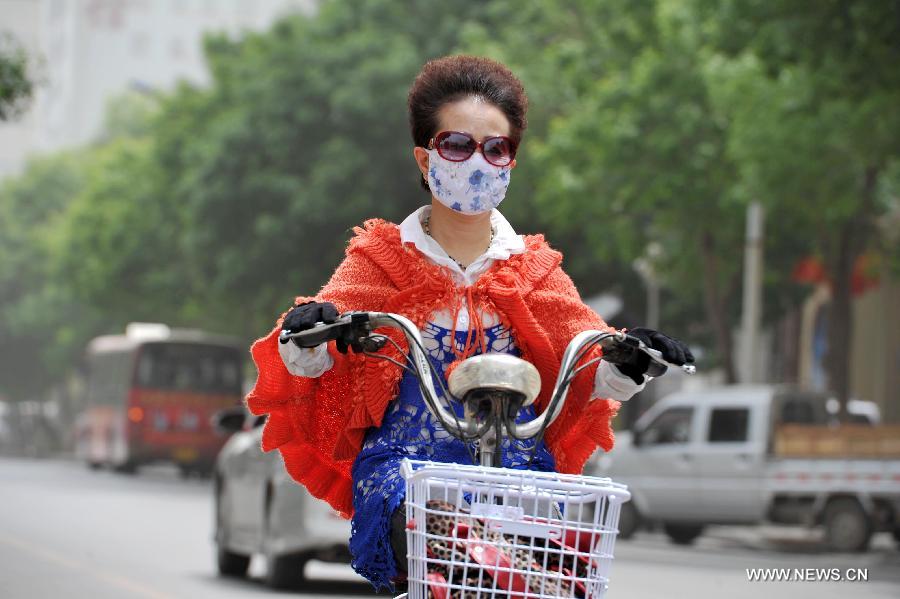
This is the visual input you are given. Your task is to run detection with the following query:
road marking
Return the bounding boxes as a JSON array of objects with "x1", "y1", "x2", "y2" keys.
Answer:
[{"x1": 0, "y1": 533, "x2": 174, "y2": 599}]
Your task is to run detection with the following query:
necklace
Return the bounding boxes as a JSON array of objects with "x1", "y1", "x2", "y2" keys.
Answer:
[{"x1": 423, "y1": 216, "x2": 495, "y2": 271}]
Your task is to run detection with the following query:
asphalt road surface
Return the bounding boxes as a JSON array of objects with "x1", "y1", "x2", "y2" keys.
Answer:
[{"x1": 1, "y1": 457, "x2": 898, "y2": 599}]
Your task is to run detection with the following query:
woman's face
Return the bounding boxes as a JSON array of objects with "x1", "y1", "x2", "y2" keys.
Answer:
[{"x1": 413, "y1": 96, "x2": 517, "y2": 188}]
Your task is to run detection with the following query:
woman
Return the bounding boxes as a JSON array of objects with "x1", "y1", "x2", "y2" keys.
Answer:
[{"x1": 247, "y1": 55, "x2": 692, "y2": 590}]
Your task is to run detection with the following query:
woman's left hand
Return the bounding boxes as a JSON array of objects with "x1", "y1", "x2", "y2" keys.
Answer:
[{"x1": 616, "y1": 327, "x2": 694, "y2": 384}]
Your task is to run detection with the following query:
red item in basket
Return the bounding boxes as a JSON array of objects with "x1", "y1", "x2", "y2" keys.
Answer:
[
  {"x1": 465, "y1": 537, "x2": 530, "y2": 596},
  {"x1": 561, "y1": 527, "x2": 601, "y2": 553},
  {"x1": 426, "y1": 572, "x2": 448, "y2": 599}
]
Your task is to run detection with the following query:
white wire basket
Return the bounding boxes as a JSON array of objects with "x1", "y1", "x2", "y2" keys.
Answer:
[{"x1": 401, "y1": 459, "x2": 631, "y2": 599}]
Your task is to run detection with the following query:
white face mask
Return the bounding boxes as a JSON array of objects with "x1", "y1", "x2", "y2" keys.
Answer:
[{"x1": 426, "y1": 149, "x2": 512, "y2": 215}]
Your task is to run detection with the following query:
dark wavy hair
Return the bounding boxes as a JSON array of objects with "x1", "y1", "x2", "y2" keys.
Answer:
[{"x1": 408, "y1": 55, "x2": 528, "y2": 190}]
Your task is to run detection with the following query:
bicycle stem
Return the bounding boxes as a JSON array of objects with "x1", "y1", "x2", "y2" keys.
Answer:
[{"x1": 366, "y1": 316, "x2": 619, "y2": 441}]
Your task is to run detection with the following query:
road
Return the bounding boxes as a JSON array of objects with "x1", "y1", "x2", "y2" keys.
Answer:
[{"x1": 1, "y1": 457, "x2": 898, "y2": 599}]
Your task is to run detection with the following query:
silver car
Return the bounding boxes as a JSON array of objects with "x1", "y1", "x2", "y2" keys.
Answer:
[{"x1": 213, "y1": 408, "x2": 352, "y2": 589}]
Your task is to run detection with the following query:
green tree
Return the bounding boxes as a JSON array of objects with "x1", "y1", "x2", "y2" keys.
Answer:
[
  {"x1": 53, "y1": 137, "x2": 186, "y2": 326},
  {"x1": 147, "y1": 0, "x2": 500, "y2": 339},
  {"x1": 697, "y1": 0, "x2": 900, "y2": 408},
  {"x1": 461, "y1": 0, "x2": 749, "y2": 379},
  {"x1": 0, "y1": 93, "x2": 168, "y2": 401},
  {"x1": 0, "y1": 32, "x2": 33, "y2": 121},
  {"x1": 9, "y1": 0, "x2": 894, "y2": 407},
  {"x1": 0, "y1": 153, "x2": 93, "y2": 399},
  {"x1": 459, "y1": 0, "x2": 667, "y2": 300},
  {"x1": 1, "y1": 0, "x2": 502, "y2": 400}
]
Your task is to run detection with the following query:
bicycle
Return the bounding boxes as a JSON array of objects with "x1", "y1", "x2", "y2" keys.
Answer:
[{"x1": 281, "y1": 312, "x2": 694, "y2": 598}]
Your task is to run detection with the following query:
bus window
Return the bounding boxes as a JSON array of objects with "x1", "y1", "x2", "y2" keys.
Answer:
[
  {"x1": 136, "y1": 343, "x2": 242, "y2": 394},
  {"x1": 220, "y1": 360, "x2": 239, "y2": 391}
]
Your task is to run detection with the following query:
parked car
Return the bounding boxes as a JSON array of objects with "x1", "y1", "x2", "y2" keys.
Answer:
[
  {"x1": 213, "y1": 407, "x2": 351, "y2": 589},
  {"x1": 588, "y1": 385, "x2": 900, "y2": 552}
]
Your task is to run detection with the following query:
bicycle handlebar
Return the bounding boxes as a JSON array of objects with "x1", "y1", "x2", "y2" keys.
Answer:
[
  {"x1": 279, "y1": 312, "x2": 695, "y2": 441},
  {"x1": 280, "y1": 312, "x2": 476, "y2": 438}
]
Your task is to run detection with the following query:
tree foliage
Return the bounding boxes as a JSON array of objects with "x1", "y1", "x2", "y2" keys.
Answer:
[
  {"x1": 143, "y1": 0, "x2": 504, "y2": 340},
  {"x1": 0, "y1": 32, "x2": 33, "y2": 121},
  {"x1": 695, "y1": 0, "x2": 900, "y2": 405},
  {"x1": 0, "y1": 0, "x2": 896, "y2": 404},
  {"x1": 0, "y1": 153, "x2": 92, "y2": 398}
]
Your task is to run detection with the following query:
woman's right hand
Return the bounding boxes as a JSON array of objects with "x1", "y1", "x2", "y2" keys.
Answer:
[{"x1": 279, "y1": 301, "x2": 339, "y2": 343}]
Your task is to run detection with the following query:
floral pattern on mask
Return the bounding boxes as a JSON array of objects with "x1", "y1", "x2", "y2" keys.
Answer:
[{"x1": 427, "y1": 149, "x2": 511, "y2": 215}]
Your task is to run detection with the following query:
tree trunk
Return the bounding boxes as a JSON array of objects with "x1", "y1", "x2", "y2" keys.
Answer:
[
  {"x1": 775, "y1": 308, "x2": 801, "y2": 384},
  {"x1": 700, "y1": 230, "x2": 737, "y2": 384},
  {"x1": 824, "y1": 166, "x2": 879, "y2": 421},
  {"x1": 826, "y1": 235, "x2": 854, "y2": 420}
]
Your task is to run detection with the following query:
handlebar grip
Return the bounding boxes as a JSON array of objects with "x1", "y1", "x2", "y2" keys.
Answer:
[
  {"x1": 279, "y1": 319, "x2": 352, "y2": 348},
  {"x1": 597, "y1": 334, "x2": 640, "y2": 365},
  {"x1": 601, "y1": 333, "x2": 693, "y2": 376}
]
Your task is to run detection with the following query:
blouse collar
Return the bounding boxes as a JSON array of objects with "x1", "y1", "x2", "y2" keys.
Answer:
[{"x1": 399, "y1": 205, "x2": 526, "y2": 286}]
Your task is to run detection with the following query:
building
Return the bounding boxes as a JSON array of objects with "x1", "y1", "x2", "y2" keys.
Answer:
[{"x1": 0, "y1": 0, "x2": 316, "y2": 178}]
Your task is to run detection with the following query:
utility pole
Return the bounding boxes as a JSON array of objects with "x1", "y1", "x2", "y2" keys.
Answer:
[
  {"x1": 739, "y1": 202, "x2": 764, "y2": 383},
  {"x1": 634, "y1": 242, "x2": 662, "y2": 330}
]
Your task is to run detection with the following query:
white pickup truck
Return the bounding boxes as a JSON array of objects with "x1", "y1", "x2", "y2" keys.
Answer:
[{"x1": 588, "y1": 385, "x2": 900, "y2": 552}]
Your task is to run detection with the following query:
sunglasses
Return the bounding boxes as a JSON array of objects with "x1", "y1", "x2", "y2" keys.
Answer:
[{"x1": 428, "y1": 131, "x2": 518, "y2": 167}]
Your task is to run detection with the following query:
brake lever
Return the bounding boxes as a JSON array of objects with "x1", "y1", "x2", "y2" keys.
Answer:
[
  {"x1": 642, "y1": 344, "x2": 697, "y2": 375},
  {"x1": 600, "y1": 332, "x2": 696, "y2": 375},
  {"x1": 278, "y1": 313, "x2": 374, "y2": 349}
]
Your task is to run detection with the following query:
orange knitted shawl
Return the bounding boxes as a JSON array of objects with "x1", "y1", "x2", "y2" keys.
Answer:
[{"x1": 246, "y1": 219, "x2": 620, "y2": 518}]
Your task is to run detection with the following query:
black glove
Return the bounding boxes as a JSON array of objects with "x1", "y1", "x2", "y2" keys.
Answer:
[
  {"x1": 616, "y1": 327, "x2": 694, "y2": 385},
  {"x1": 279, "y1": 301, "x2": 338, "y2": 344}
]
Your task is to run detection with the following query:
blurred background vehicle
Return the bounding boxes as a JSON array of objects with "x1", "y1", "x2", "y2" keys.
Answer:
[
  {"x1": 827, "y1": 398, "x2": 882, "y2": 425},
  {"x1": 0, "y1": 397, "x2": 64, "y2": 457},
  {"x1": 73, "y1": 322, "x2": 243, "y2": 475},
  {"x1": 212, "y1": 406, "x2": 352, "y2": 590},
  {"x1": 590, "y1": 385, "x2": 900, "y2": 552},
  {"x1": 0, "y1": 399, "x2": 13, "y2": 452}
]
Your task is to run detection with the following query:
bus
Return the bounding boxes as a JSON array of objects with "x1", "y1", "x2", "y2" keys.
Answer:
[{"x1": 75, "y1": 323, "x2": 244, "y2": 475}]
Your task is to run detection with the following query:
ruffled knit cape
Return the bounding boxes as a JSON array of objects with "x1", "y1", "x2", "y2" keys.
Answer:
[{"x1": 246, "y1": 219, "x2": 620, "y2": 518}]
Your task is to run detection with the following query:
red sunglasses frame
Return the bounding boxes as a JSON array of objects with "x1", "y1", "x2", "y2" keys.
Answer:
[{"x1": 428, "y1": 130, "x2": 518, "y2": 167}]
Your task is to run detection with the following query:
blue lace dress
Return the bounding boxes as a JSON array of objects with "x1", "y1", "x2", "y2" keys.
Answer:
[{"x1": 348, "y1": 320, "x2": 556, "y2": 590}]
